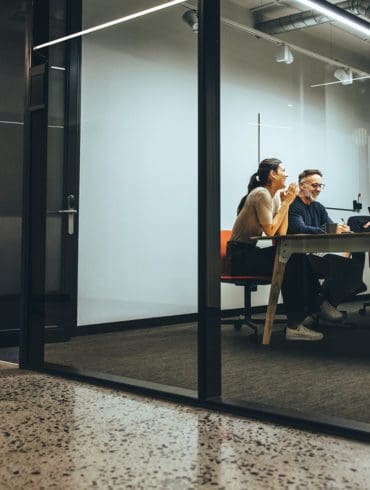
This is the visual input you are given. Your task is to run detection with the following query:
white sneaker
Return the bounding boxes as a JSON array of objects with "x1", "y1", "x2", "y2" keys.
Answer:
[
  {"x1": 286, "y1": 325, "x2": 324, "y2": 341},
  {"x1": 319, "y1": 300, "x2": 345, "y2": 322}
]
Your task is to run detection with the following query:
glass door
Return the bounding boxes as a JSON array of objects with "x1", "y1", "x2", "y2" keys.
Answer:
[{"x1": 27, "y1": 0, "x2": 201, "y2": 395}]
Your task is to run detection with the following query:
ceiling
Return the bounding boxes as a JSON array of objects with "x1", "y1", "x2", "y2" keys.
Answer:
[
  {"x1": 2, "y1": 0, "x2": 369, "y2": 71},
  {"x1": 227, "y1": 0, "x2": 370, "y2": 71}
]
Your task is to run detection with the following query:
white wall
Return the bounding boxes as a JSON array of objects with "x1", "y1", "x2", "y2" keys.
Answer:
[
  {"x1": 78, "y1": 1, "x2": 370, "y2": 324},
  {"x1": 78, "y1": 3, "x2": 198, "y2": 325}
]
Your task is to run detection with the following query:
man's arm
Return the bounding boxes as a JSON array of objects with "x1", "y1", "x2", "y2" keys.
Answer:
[
  {"x1": 288, "y1": 211, "x2": 324, "y2": 234},
  {"x1": 320, "y1": 206, "x2": 333, "y2": 226}
]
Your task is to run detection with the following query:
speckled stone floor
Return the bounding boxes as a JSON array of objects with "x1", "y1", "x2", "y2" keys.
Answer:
[{"x1": 1, "y1": 362, "x2": 370, "y2": 489}]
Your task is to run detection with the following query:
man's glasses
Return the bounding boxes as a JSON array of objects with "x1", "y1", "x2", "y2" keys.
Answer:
[{"x1": 302, "y1": 182, "x2": 325, "y2": 190}]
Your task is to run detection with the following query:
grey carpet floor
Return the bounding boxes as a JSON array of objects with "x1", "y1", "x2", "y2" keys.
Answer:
[{"x1": 41, "y1": 301, "x2": 370, "y2": 425}]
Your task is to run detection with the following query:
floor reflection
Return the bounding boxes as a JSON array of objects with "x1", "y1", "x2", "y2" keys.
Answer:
[
  {"x1": 41, "y1": 300, "x2": 370, "y2": 423},
  {"x1": 1, "y1": 363, "x2": 370, "y2": 489}
]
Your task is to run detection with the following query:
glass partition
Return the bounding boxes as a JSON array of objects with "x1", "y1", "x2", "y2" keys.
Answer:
[
  {"x1": 43, "y1": 0, "x2": 198, "y2": 394},
  {"x1": 220, "y1": 0, "x2": 370, "y2": 423},
  {"x1": 0, "y1": 0, "x2": 26, "y2": 357},
  {"x1": 26, "y1": 0, "x2": 370, "y2": 435}
]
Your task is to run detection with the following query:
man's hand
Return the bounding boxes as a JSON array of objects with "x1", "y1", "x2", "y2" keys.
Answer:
[
  {"x1": 337, "y1": 223, "x2": 350, "y2": 234},
  {"x1": 280, "y1": 183, "x2": 299, "y2": 205},
  {"x1": 363, "y1": 221, "x2": 370, "y2": 229}
]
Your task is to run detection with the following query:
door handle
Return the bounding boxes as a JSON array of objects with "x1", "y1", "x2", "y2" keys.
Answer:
[{"x1": 58, "y1": 194, "x2": 77, "y2": 235}]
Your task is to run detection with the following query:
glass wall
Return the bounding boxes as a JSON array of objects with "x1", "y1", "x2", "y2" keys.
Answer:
[
  {"x1": 0, "y1": 0, "x2": 26, "y2": 353},
  {"x1": 220, "y1": 0, "x2": 370, "y2": 423},
  {"x1": 43, "y1": 0, "x2": 198, "y2": 394},
  {"x1": 25, "y1": 0, "x2": 370, "y2": 435}
]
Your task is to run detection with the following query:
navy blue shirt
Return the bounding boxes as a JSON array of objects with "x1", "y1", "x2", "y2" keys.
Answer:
[{"x1": 288, "y1": 196, "x2": 333, "y2": 234}]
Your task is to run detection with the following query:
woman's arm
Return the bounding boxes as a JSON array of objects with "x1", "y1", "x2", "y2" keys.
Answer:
[
  {"x1": 276, "y1": 211, "x2": 288, "y2": 236},
  {"x1": 260, "y1": 184, "x2": 298, "y2": 237},
  {"x1": 260, "y1": 201, "x2": 290, "y2": 236}
]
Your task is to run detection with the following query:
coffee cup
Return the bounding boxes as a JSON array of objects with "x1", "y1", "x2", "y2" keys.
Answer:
[{"x1": 326, "y1": 223, "x2": 338, "y2": 233}]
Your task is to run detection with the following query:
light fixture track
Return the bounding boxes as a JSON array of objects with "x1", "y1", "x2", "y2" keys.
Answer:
[
  {"x1": 311, "y1": 74, "x2": 370, "y2": 87},
  {"x1": 219, "y1": 16, "x2": 370, "y2": 79}
]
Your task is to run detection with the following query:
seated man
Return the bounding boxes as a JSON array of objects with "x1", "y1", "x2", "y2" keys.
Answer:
[{"x1": 288, "y1": 169, "x2": 366, "y2": 322}]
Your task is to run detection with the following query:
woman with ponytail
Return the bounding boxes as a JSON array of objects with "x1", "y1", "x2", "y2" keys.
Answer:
[{"x1": 227, "y1": 158, "x2": 324, "y2": 341}]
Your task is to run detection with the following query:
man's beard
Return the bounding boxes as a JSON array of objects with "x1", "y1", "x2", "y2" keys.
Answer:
[
  {"x1": 305, "y1": 191, "x2": 316, "y2": 202},
  {"x1": 300, "y1": 188, "x2": 319, "y2": 202}
]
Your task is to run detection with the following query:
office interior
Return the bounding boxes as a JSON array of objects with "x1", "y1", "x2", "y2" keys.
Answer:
[{"x1": 1, "y1": 0, "x2": 370, "y2": 437}]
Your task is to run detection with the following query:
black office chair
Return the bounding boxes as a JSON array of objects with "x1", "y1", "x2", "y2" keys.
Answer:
[{"x1": 347, "y1": 215, "x2": 370, "y2": 316}]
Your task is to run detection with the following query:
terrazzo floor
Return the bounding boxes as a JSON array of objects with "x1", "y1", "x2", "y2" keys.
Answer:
[{"x1": 1, "y1": 362, "x2": 370, "y2": 489}]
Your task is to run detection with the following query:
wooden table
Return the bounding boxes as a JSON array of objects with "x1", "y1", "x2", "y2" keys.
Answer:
[{"x1": 255, "y1": 233, "x2": 370, "y2": 345}]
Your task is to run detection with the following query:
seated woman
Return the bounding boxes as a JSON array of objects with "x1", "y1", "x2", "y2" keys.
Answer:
[{"x1": 227, "y1": 158, "x2": 324, "y2": 341}]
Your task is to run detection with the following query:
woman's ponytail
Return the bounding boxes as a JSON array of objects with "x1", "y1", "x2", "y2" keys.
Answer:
[
  {"x1": 237, "y1": 195, "x2": 247, "y2": 214},
  {"x1": 247, "y1": 172, "x2": 262, "y2": 194}
]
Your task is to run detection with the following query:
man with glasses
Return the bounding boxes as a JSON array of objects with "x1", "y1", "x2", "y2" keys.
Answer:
[{"x1": 287, "y1": 169, "x2": 366, "y2": 324}]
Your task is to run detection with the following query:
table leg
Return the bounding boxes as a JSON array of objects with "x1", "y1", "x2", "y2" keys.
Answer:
[{"x1": 262, "y1": 247, "x2": 287, "y2": 345}]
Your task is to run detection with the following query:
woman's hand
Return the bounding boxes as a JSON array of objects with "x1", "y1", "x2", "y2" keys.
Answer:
[{"x1": 280, "y1": 183, "x2": 299, "y2": 205}]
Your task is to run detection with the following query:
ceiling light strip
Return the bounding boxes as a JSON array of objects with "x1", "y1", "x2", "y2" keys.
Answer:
[
  {"x1": 311, "y1": 75, "x2": 370, "y2": 87},
  {"x1": 33, "y1": 0, "x2": 184, "y2": 50},
  {"x1": 296, "y1": 0, "x2": 370, "y2": 37}
]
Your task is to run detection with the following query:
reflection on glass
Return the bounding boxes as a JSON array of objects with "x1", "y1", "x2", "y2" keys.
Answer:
[
  {"x1": 220, "y1": 0, "x2": 370, "y2": 423},
  {"x1": 44, "y1": 1, "x2": 198, "y2": 393}
]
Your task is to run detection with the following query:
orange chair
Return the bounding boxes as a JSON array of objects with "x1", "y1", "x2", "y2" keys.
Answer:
[{"x1": 220, "y1": 230, "x2": 272, "y2": 342}]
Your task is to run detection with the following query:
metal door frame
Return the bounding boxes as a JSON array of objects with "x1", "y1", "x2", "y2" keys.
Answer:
[{"x1": 20, "y1": 0, "x2": 82, "y2": 366}]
